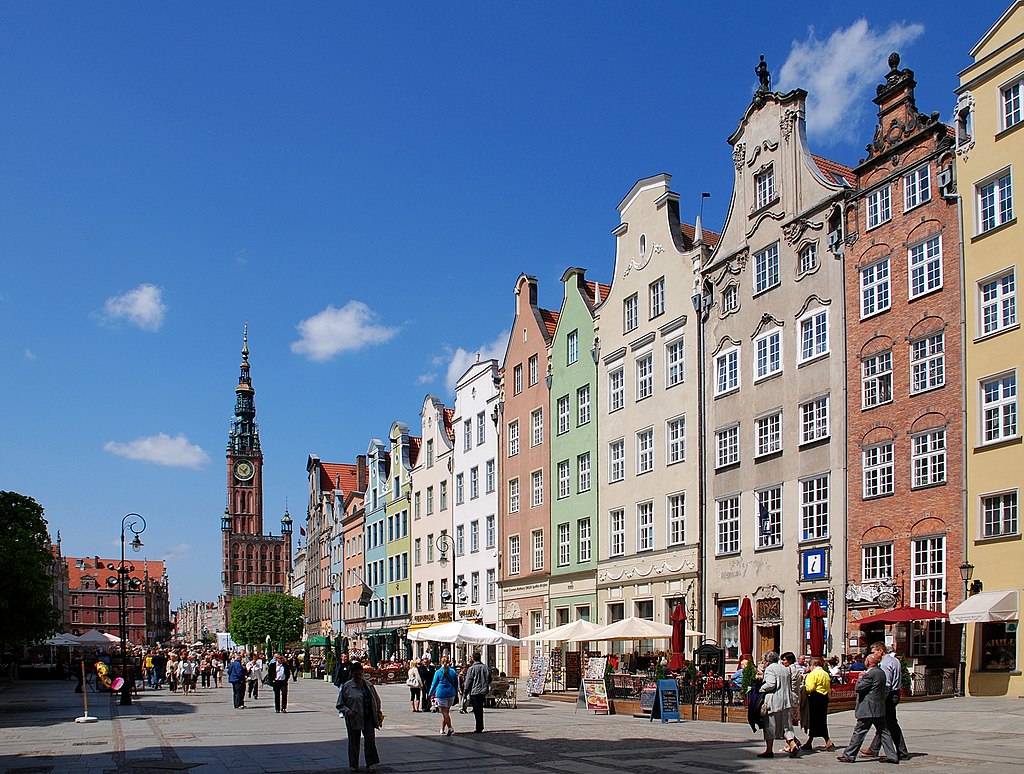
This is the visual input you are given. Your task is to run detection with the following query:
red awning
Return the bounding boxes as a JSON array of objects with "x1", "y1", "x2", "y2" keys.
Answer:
[{"x1": 854, "y1": 606, "x2": 947, "y2": 626}]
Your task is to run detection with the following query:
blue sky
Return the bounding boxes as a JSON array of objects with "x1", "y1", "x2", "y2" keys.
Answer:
[{"x1": 0, "y1": 2, "x2": 1004, "y2": 610}]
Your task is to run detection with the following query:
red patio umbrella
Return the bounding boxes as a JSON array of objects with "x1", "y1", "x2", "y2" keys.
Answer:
[
  {"x1": 739, "y1": 597, "x2": 753, "y2": 660},
  {"x1": 854, "y1": 606, "x2": 947, "y2": 626},
  {"x1": 807, "y1": 598, "x2": 825, "y2": 657},
  {"x1": 668, "y1": 603, "x2": 687, "y2": 671}
]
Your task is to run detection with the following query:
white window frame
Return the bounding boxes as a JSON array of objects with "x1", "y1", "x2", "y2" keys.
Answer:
[
  {"x1": 666, "y1": 337, "x2": 685, "y2": 387},
  {"x1": 508, "y1": 478, "x2": 520, "y2": 513},
  {"x1": 980, "y1": 269, "x2": 1018, "y2": 336},
  {"x1": 862, "y1": 542, "x2": 894, "y2": 582},
  {"x1": 508, "y1": 420, "x2": 519, "y2": 457},
  {"x1": 667, "y1": 492, "x2": 685, "y2": 546},
  {"x1": 981, "y1": 371, "x2": 1018, "y2": 443},
  {"x1": 531, "y1": 408, "x2": 543, "y2": 447},
  {"x1": 911, "y1": 333, "x2": 945, "y2": 394},
  {"x1": 567, "y1": 329, "x2": 579, "y2": 365},
  {"x1": 557, "y1": 523, "x2": 570, "y2": 566},
  {"x1": 1002, "y1": 77, "x2": 1024, "y2": 131},
  {"x1": 862, "y1": 350, "x2": 893, "y2": 409},
  {"x1": 755, "y1": 411, "x2": 782, "y2": 457},
  {"x1": 508, "y1": 535, "x2": 520, "y2": 575},
  {"x1": 470, "y1": 466, "x2": 479, "y2": 499},
  {"x1": 578, "y1": 518, "x2": 592, "y2": 562},
  {"x1": 636, "y1": 427, "x2": 654, "y2": 474},
  {"x1": 863, "y1": 442, "x2": 895, "y2": 499},
  {"x1": 455, "y1": 473, "x2": 464, "y2": 505},
  {"x1": 977, "y1": 170, "x2": 1013, "y2": 234},
  {"x1": 532, "y1": 529, "x2": 544, "y2": 571},
  {"x1": 755, "y1": 165, "x2": 775, "y2": 209},
  {"x1": 577, "y1": 384, "x2": 591, "y2": 425},
  {"x1": 577, "y1": 452, "x2": 591, "y2": 493},
  {"x1": 860, "y1": 258, "x2": 891, "y2": 318},
  {"x1": 754, "y1": 328, "x2": 782, "y2": 380},
  {"x1": 649, "y1": 277, "x2": 665, "y2": 318},
  {"x1": 557, "y1": 460, "x2": 570, "y2": 499},
  {"x1": 756, "y1": 485, "x2": 782, "y2": 550},
  {"x1": 754, "y1": 242, "x2": 780, "y2": 294},
  {"x1": 485, "y1": 459, "x2": 495, "y2": 493},
  {"x1": 531, "y1": 469, "x2": 544, "y2": 507},
  {"x1": 666, "y1": 416, "x2": 686, "y2": 465},
  {"x1": 485, "y1": 514, "x2": 496, "y2": 549},
  {"x1": 911, "y1": 536, "x2": 945, "y2": 656},
  {"x1": 722, "y1": 284, "x2": 738, "y2": 313},
  {"x1": 982, "y1": 490, "x2": 1019, "y2": 538},
  {"x1": 636, "y1": 501, "x2": 654, "y2": 551},
  {"x1": 715, "y1": 496, "x2": 740, "y2": 555},
  {"x1": 609, "y1": 439, "x2": 625, "y2": 483},
  {"x1": 800, "y1": 474, "x2": 829, "y2": 541},
  {"x1": 908, "y1": 234, "x2": 943, "y2": 298},
  {"x1": 609, "y1": 367, "x2": 625, "y2": 412},
  {"x1": 624, "y1": 293, "x2": 639, "y2": 333},
  {"x1": 513, "y1": 364, "x2": 523, "y2": 395},
  {"x1": 866, "y1": 185, "x2": 892, "y2": 229},
  {"x1": 609, "y1": 509, "x2": 625, "y2": 557},
  {"x1": 903, "y1": 164, "x2": 931, "y2": 211},
  {"x1": 715, "y1": 346, "x2": 740, "y2": 395},
  {"x1": 470, "y1": 520, "x2": 480, "y2": 553},
  {"x1": 464, "y1": 419, "x2": 473, "y2": 451},
  {"x1": 528, "y1": 354, "x2": 539, "y2": 386},
  {"x1": 912, "y1": 429, "x2": 946, "y2": 489},
  {"x1": 557, "y1": 395, "x2": 570, "y2": 435},
  {"x1": 798, "y1": 242, "x2": 818, "y2": 275},
  {"x1": 799, "y1": 308, "x2": 829, "y2": 362},
  {"x1": 715, "y1": 424, "x2": 739, "y2": 468},
  {"x1": 636, "y1": 353, "x2": 654, "y2": 401}
]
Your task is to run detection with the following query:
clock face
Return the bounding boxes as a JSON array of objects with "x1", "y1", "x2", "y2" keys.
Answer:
[{"x1": 234, "y1": 460, "x2": 254, "y2": 481}]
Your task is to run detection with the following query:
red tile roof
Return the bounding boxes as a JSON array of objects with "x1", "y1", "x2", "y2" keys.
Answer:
[
  {"x1": 539, "y1": 309, "x2": 559, "y2": 339},
  {"x1": 321, "y1": 462, "x2": 359, "y2": 494},
  {"x1": 442, "y1": 408, "x2": 455, "y2": 444},
  {"x1": 66, "y1": 556, "x2": 166, "y2": 590},
  {"x1": 585, "y1": 281, "x2": 613, "y2": 306},
  {"x1": 679, "y1": 222, "x2": 720, "y2": 249},
  {"x1": 408, "y1": 435, "x2": 422, "y2": 467},
  {"x1": 812, "y1": 154, "x2": 855, "y2": 186}
]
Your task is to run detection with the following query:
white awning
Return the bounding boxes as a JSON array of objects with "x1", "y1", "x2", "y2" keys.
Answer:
[{"x1": 947, "y1": 590, "x2": 1019, "y2": 624}]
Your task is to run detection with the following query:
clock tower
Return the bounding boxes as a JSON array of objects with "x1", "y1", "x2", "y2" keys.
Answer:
[{"x1": 219, "y1": 325, "x2": 293, "y2": 629}]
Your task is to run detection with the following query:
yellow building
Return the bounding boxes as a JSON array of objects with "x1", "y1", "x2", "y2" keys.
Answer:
[{"x1": 950, "y1": 1, "x2": 1024, "y2": 697}]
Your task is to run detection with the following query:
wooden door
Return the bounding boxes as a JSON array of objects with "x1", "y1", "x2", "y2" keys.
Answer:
[{"x1": 507, "y1": 625, "x2": 520, "y2": 677}]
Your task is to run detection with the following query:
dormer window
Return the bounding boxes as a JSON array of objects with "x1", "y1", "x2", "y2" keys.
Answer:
[{"x1": 755, "y1": 166, "x2": 776, "y2": 209}]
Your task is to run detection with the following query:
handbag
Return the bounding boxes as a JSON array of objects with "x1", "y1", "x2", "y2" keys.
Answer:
[{"x1": 261, "y1": 673, "x2": 273, "y2": 687}]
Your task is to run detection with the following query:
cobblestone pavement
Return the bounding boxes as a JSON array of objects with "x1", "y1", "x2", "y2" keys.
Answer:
[{"x1": 1, "y1": 677, "x2": 1021, "y2": 773}]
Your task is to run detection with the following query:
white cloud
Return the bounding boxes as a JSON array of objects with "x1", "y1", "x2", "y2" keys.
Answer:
[
  {"x1": 104, "y1": 433, "x2": 210, "y2": 469},
  {"x1": 443, "y1": 330, "x2": 509, "y2": 394},
  {"x1": 777, "y1": 19, "x2": 925, "y2": 144},
  {"x1": 101, "y1": 283, "x2": 167, "y2": 331},
  {"x1": 162, "y1": 543, "x2": 190, "y2": 561},
  {"x1": 291, "y1": 300, "x2": 399, "y2": 362},
  {"x1": 24, "y1": 349, "x2": 36, "y2": 360}
]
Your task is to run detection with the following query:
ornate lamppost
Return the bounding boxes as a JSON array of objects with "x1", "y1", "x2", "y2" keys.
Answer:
[
  {"x1": 435, "y1": 533, "x2": 467, "y2": 623},
  {"x1": 109, "y1": 513, "x2": 146, "y2": 705}
]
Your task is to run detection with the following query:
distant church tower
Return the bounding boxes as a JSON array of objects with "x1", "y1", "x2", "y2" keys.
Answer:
[{"x1": 218, "y1": 325, "x2": 293, "y2": 629}]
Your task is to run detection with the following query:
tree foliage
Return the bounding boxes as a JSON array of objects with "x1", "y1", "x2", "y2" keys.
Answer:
[
  {"x1": 229, "y1": 593, "x2": 304, "y2": 646},
  {"x1": 0, "y1": 492, "x2": 59, "y2": 649}
]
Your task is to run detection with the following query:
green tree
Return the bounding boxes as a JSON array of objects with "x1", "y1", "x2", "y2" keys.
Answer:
[
  {"x1": 0, "y1": 492, "x2": 59, "y2": 650},
  {"x1": 229, "y1": 593, "x2": 303, "y2": 647}
]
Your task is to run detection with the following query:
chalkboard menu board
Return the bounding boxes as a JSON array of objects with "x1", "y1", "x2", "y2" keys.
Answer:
[
  {"x1": 526, "y1": 654, "x2": 549, "y2": 695},
  {"x1": 640, "y1": 683, "x2": 657, "y2": 713},
  {"x1": 650, "y1": 679, "x2": 682, "y2": 723},
  {"x1": 565, "y1": 650, "x2": 582, "y2": 689}
]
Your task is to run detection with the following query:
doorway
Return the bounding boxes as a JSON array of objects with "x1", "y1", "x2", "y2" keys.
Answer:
[
  {"x1": 507, "y1": 624, "x2": 520, "y2": 677},
  {"x1": 758, "y1": 625, "x2": 780, "y2": 658}
]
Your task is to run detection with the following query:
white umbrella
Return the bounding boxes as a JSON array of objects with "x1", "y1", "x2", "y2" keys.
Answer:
[
  {"x1": 569, "y1": 616, "x2": 675, "y2": 642},
  {"x1": 76, "y1": 629, "x2": 121, "y2": 645},
  {"x1": 523, "y1": 619, "x2": 603, "y2": 642},
  {"x1": 407, "y1": 620, "x2": 522, "y2": 646}
]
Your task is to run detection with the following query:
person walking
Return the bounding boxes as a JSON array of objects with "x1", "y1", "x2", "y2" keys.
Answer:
[
  {"x1": 463, "y1": 652, "x2": 490, "y2": 733},
  {"x1": 268, "y1": 652, "x2": 291, "y2": 713},
  {"x1": 417, "y1": 655, "x2": 436, "y2": 712},
  {"x1": 865, "y1": 641, "x2": 909, "y2": 760},
  {"x1": 178, "y1": 655, "x2": 194, "y2": 696},
  {"x1": 227, "y1": 652, "x2": 246, "y2": 710},
  {"x1": 247, "y1": 655, "x2": 264, "y2": 701},
  {"x1": 758, "y1": 651, "x2": 800, "y2": 758},
  {"x1": 802, "y1": 657, "x2": 835, "y2": 750},
  {"x1": 200, "y1": 655, "x2": 212, "y2": 688},
  {"x1": 165, "y1": 653, "x2": 179, "y2": 693},
  {"x1": 427, "y1": 655, "x2": 460, "y2": 736},
  {"x1": 337, "y1": 661, "x2": 382, "y2": 773},
  {"x1": 406, "y1": 659, "x2": 423, "y2": 712},
  {"x1": 837, "y1": 653, "x2": 898, "y2": 763},
  {"x1": 333, "y1": 652, "x2": 352, "y2": 688}
]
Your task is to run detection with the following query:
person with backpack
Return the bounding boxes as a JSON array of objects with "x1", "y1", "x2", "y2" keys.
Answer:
[{"x1": 427, "y1": 655, "x2": 460, "y2": 736}]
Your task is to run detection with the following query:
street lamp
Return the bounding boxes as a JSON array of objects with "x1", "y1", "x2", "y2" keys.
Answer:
[
  {"x1": 110, "y1": 513, "x2": 146, "y2": 705},
  {"x1": 957, "y1": 562, "x2": 975, "y2": 697},
  {"x1": 435, "y1": 533, "x2": 467, "y2": 623}
]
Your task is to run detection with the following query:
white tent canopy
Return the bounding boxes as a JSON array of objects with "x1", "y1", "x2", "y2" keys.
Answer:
[
  {"x1": 407, "y1": 620, "x2": 522, "y2": 646},
  {"x1": 76, "y1": 629, "x2": 121, "y2": 645},
  {"x1": 568, "y1": 616, "x2": 707, "y2": 642},
  {"x1": 43, "y1": 633, "x2": 82, "y2": 646},
  {"x1": 523, "y1": 619, "x2": 602, "y2": 642},
  {"x1": 948, "y1": 590, "x2": 1019, "y2": 624}
]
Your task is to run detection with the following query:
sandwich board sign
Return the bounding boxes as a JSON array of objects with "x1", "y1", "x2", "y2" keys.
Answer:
[{"x1": 649, "y1": 679, "x2": 682, "y2": 723}]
